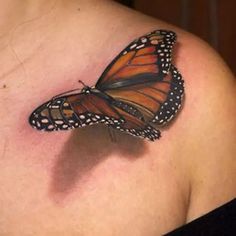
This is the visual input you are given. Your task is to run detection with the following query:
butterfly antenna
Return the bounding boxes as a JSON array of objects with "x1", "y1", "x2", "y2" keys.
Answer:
[
  {"x1": 51, "y1": 80, "x2": 88, "y2": 100},
  {"x1": 51, "y1": 88, "x2": 82, "y2": 100},
  {"x1": 78, "y1": 80, "x2": 87, "y2": 87}
]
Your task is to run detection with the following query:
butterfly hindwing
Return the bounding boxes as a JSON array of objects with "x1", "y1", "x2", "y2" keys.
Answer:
[
  {"x1": 151, "y1": 65, "x2": 184, "y2": 125},
  {"x1": 110, "y1": 123, "x2": 161, "y2": 141},
  {"x1": 107, "y1": 102, "x2": 161, "y2": 141},
  {"x1": 103, "y1": 64, "x2": 184, "y2": 124}
]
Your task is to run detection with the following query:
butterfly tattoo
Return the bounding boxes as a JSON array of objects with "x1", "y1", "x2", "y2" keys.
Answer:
[{"x1": 29, "y1": 30, "x2": 184, "y2": 141}]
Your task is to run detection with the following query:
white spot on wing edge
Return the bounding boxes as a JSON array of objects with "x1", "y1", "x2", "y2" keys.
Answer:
[{"x1": 130, "y1": 43, "x2": 137, "y2": 49}]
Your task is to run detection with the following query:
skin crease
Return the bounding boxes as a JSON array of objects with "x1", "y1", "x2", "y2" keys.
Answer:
[{"x1": 0, "y1": 0, "x2": 236, "y2": 235}]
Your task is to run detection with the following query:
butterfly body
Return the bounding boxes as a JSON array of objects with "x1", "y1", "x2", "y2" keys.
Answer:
[{"x1": 29, "y1": 30, "x2": 184, "y2": 141}]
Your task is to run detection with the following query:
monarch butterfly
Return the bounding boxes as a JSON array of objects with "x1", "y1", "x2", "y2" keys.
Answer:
[{"x1": 29, "y1": 30, "x2": 184, "y2": 141}]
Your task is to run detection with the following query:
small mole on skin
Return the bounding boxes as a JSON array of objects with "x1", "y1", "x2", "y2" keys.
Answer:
[
  {"x1": 77, "y1": 8, "x2": 80, "y2": 11},
  {"x1": 2, "y1": 84, "x2": 6, "y2": 89}
]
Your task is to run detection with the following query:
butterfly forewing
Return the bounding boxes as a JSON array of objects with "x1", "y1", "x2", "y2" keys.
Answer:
[{"x1": 96, "y1": 30, "x2": 176, "y2": 90}]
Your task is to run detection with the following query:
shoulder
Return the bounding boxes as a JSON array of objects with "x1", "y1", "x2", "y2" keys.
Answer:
[
  {"x1": 114, "y1": 4, "x2": 236, "y2": 221},
  {"x1": 158, "y1": 14, "x2": 236, "y2": 223},
  {"x1": 176, "y1": 32, "x2": 236, "y2": 221}
]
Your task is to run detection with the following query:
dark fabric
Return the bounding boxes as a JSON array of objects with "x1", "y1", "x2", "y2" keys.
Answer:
[{"x1": 165, "y1": 198, "x2": 236, "y2": 236}]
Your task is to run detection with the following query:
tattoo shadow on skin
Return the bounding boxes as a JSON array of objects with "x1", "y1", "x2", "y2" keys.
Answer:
[
  {"x1": 49, "y1": 42, "x2": 184, "y2": 202},
  {"x1": 49, "y1": 124, "x2": 147, "y2": 201}
]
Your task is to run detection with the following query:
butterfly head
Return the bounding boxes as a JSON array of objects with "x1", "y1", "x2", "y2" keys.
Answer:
[
  {"x1": 78, "y1": 80, "x2": 92, "y2": 94},
  {"x1": 81, "y1": 86, "x2": 91, "y2": 94}
]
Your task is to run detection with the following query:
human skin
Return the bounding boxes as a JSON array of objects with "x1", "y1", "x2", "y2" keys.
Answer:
[{"x1": 0, "y1": 0, "x2": 236, "y2": 235}]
